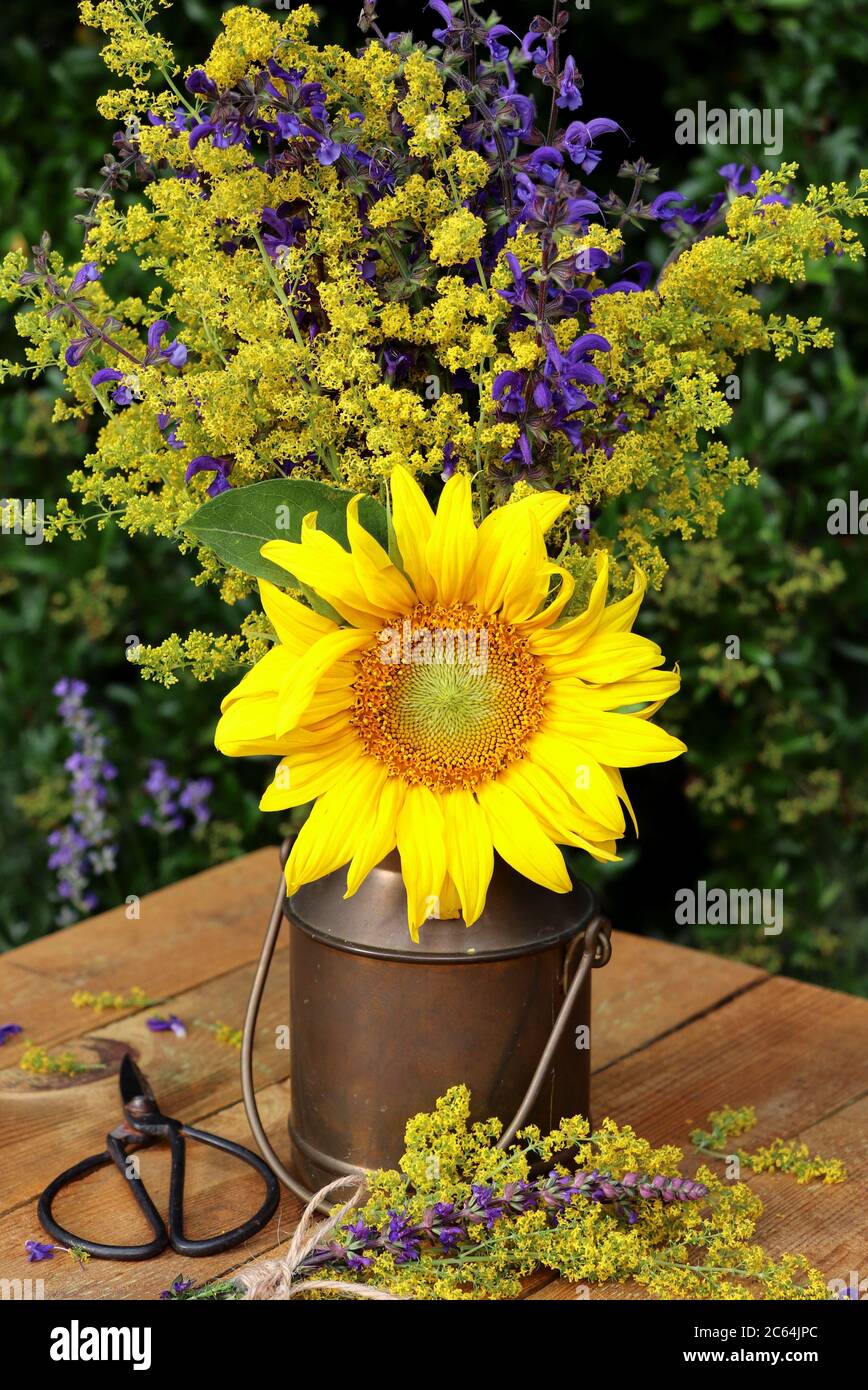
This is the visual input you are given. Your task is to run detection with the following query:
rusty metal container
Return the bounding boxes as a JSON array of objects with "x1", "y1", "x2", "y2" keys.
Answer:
[{"x1": 240, "y1": 843, "x2": 612, "y2": 1201}]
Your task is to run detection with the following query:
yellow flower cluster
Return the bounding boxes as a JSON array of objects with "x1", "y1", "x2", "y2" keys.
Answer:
[
  {"x1": 692, "y1": 1105, "x2": 847, "y2": 1185},
  {"x1": 71, "y1": 985, "x2": 153, "y2": 1014},
  {"x1": 19, "y1": 1044, "x2": 103, "y2": 1077},
  {"x1": 208, "y1": 1021, "x2": 243, "y2": 1051}
]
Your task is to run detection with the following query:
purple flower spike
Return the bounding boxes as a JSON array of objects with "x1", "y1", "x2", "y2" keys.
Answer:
[
  {"x1": 64, "y1": 336, "x2": 95, "y2": 368},
  {"x1": 563, "y1": 118, "x2": 621, "y2": 174},
  {"x1": 486, "y1": 24, "x2": 515, "y2": 63},
  {"x1": 441, "y1": 441, "x2": 457, "y2": 482},
  {"x1": 0, "y1": 1023, "x2": 23, "y2": 1046},
  {"x1": 526, "y1": 145, "x2": 564, "y2": 185},
  {"x1": 179, "y1": 777, "x2": 213, "y2": 829},
  {"x1": 49, "y1": 681, "x2": 117, "y2": 925},
  {"x1": 316, "y1": 138, "x2": 342, "y2": 166}
]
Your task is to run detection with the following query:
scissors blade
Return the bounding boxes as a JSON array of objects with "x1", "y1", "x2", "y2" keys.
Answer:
[{"x1": 119, "y1": 1052, "x2": 157, "y2": 1109}]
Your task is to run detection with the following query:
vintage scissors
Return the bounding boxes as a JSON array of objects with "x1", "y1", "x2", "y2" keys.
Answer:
[{"x1": 38, "y1": 1053, "x2": 280, "y2": 1261}]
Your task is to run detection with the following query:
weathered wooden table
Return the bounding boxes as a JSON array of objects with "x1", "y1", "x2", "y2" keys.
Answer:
[{"x1": 1, "y1": 848, "x2": 866, "y2": 1300}]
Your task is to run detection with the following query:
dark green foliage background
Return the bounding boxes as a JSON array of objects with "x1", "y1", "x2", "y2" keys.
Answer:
[{"x1": 1, "y1": 0, "x2": 865, "y2": 993}]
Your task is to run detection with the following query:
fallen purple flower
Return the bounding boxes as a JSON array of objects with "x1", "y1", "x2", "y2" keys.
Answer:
[
  {"x1": 147, "y1": 1015, "x2": 187, "y2": 1038},
  {"x1": 25, "y1": 1240, "x2": 57, "y2": 1262}
]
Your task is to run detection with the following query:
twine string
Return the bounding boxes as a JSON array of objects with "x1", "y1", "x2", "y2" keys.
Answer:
[{"x1": 237, "y1": 1174, "x2": 403, "y2": 1300}]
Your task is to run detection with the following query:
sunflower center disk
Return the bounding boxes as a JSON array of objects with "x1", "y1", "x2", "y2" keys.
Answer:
[{"x1": 351, "y1": 603, "x2": 548, "y2": 792}]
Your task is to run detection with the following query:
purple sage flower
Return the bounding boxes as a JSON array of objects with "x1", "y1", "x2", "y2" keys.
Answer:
[
  {"x1": 160, "y1": 1277, "x2": 194, "y2": 1299},
  {"x1": 556, "y1": 56, "x2": 583, "y2": 111},
  {"x1": 68, "y1": 262, "x2": 101, "y2": 294},
  {"x1": 185, "y1": 455, "x2": 234, "y2": 497}
]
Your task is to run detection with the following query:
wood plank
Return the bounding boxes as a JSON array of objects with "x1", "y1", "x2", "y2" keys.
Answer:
[
  {"x1": 530, "y1": 977, "x2": 868, "y2": 1299},
  {"x1": 0, "y1": 950, "x2": 290, "y2": 1215},
  {"x1": 592, "y1": 974, "x2": 868, "y2": 1144},
  {"x1": 0, "y1": 848, "x2": 281, "y2": 1059},
  {"x1": 591, "y1": 930, "x2": 763, "y2": 1070}
]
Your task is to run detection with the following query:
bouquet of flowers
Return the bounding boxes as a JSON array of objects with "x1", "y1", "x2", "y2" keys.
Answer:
[{"x1": 2, "y1": 0, "x2": 865, "y2": 930}]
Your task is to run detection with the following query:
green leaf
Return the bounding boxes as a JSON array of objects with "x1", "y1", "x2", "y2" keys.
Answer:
[{"x1": 182, "y1": 479, "x2": 388, "y2": 593}]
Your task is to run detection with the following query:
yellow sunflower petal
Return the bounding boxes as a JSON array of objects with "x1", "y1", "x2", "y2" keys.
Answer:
[
  {"x1": 220, "y1": 645, "x2": 293, "y2": 712},
  {"x1": 261, "y1": 516, "x2": 385, "y2": 628},
  {"x1": 294, "y1": 681, "x2": 356, "y2": 722},
  {"x1": 285, "y1": 758, "x2": 387, "y2": 894},
  {"x1": 390, "y1": 464, "x2": 436, "y2": 602},
  {"x1": 469, "y1": 506, "x2": 550, "y2": 621},
  {"x1": 258, "y1": 578, "x2": 337, "y2": 652},
  {"x1": 344, "y1": 776, "x2": 406, "y2": 898},
  {"x1": 476, "y1": 779, "x2": 572, "y2": 893},
  {"x1": 436, "y1": 873, "x2": 463, "y2": 920},
  {"x1": 605, "y1": 766, "x2": 638, "y2": 836},
  {"x1": 275, "y1": 627, "x2": 371, "y2": 737},
  {"x1": 543, "y1": 707, "x2": 686, "y2": 767},
  {"x1": 215, "y1": 695, "x2": 283, "y2": 757},
  {"x1": 261, "y1": 742, "x2": 363, "y2": 810},
  {"x1": 528, "y1": 730, "x2": 626, "y2": 835},
  {"x1": 347, "y1": 495, "x2": 416, "y2": 614},
  {"x1": 396, "y1": 785, "x2": 447, "y2": 939},
  {"x1": 499, "y1": 759, "x2": 619, "y2": 847},
  {"x1": 470, "y1": 489, "x2": 570, "y2": 612},
  {"x1": 425, "y1": 472, "x2": 477, "y2": 605},
  {"x1": 441, "y1": 789, "x2": 494, "y2": 927},
  {"x1": 219, "y1": 665, "x2": 353, "y2": 753},
  {"x1": 596, "y1": 568, "x2": 646, "y2": 633},
  {"x1": 491, "y1": 489, "x2": 572, "y2": 535},
  {"x1": 542, "y1": 630, "x2": 664, "y2": 682},
  {"x1": 548, "y1": 669, "x2": 680, "y2": 712},
  {"x1": 516, "y1": 565, "x2": 576, "y2": 633},
  {"x1": 528, "y1": 550, "x2": 609, "y2": 653}
]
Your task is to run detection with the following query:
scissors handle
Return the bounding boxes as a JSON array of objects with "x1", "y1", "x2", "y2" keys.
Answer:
[
  {"x1": 37, "y1": 1133, "x2": 169, "y2": 1261},
  {"x1": 167, "y1": 1123, "x2": 281, "y2": 1257},
  {"x1": 38, "y1": 1122, "x2": 281, "y2": 1261}
]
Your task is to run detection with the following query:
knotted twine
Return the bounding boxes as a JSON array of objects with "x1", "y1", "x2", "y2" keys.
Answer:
[{"x1": 236, "y1": 1174, "x2": 404, "y2": 1300}]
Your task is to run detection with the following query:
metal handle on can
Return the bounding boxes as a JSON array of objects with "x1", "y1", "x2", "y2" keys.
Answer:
[
  {"x1": 495, "y1": 912, "x2": 611, "y2": 1150},
  {"x1": 240, "y1": 839, "x2": 612, "y2": 1207},
  {"x1": 240, "y1": 838, "x2": 329, "y2": 1209}
]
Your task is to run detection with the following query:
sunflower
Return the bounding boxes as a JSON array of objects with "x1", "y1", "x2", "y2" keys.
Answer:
[{"x1": 215, "y1": 467, "x2": 685, "y2": 937}]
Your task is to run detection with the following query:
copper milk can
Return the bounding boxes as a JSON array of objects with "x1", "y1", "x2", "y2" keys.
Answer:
[{"x1": 242, "y1": 842, "x2": 612, "y2": 1204}]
